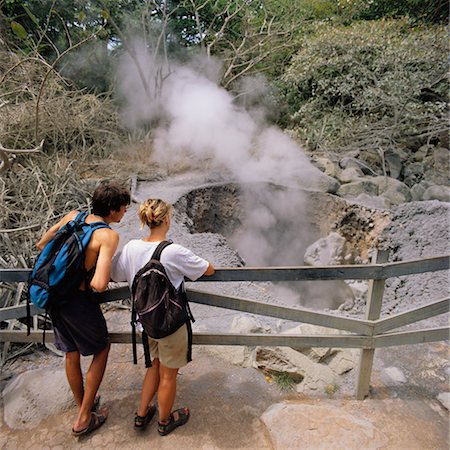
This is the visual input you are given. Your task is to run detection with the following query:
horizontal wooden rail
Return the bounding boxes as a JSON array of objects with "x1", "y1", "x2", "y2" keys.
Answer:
[
  {"x1": 0, "y1": 287, "x2": 372, "y2": 335},
  {"x1": 0, "y1": 330, "x2": 373, "y2": 348},
  {"x1": 0, "y1": 304, "x2": 42, "y2": 321},
  {"x1": 373, "y1": 297, "x2": 450, "y2": 334},
  {"x1": 187, "y1": 288, "x2": 372, "y2": 335},
  {"x1": 373, "y1": 327, "x2": 450, "y2": 347},
  {"x1": 1, "y1": 255, "x2": 448, "y2": 283},
  {"x1": 1, "y1": 328, "x2": 448, "y2": 348},
  {"x1": 381, "y1": 257, "x2": 450, "y2": 279}
]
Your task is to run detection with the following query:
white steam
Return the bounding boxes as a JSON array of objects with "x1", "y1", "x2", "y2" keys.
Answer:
[
  {"x1": 116, "y1": 42, "x2": 329, "y2": 190},
  {"x1": 116, "y1": 41, "x2": 341, "y2": 310}
]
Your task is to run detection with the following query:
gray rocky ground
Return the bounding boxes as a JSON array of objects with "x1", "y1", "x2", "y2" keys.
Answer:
[{"x1": 1, "y1": 171, "x2": 449, "y2": 449}]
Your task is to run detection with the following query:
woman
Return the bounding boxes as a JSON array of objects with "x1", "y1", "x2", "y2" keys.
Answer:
[{"x1": 111, "y1": 198, "x2": 215, "y2": 436}]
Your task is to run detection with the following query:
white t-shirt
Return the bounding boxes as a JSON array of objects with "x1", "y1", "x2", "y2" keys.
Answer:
[{"x1": 111, "y1": 240, "x2": 209, "y2": 290}]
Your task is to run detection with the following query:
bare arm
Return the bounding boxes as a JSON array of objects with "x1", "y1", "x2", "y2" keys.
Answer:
[
  {"x1": 36, "y1": 211, "x2": 78, "y2": 251},
  {"x1": 90, "y1": 230, "x2": 120, "y2": 292},
  {"x1": 203, "y1": 262, "x2": 215, "y2": 276}
]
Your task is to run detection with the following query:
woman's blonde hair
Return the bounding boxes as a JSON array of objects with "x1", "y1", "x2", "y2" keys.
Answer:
[{"x1": 139, "y1": 198, "x2": 172, "y2": 229}]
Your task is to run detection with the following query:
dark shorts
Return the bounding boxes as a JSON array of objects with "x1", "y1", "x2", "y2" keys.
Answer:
[{"x1": 50, "y1": 290, "x2": 109, "y2": 356}]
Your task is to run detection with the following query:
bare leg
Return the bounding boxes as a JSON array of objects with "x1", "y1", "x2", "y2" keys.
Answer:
[
  {"x1": 137, "y1": 358, "x2": 160, "y2": 417},
  {"x1": 65, "y1": 351, "x2": 84, "y2": 407},
  {"x1": 157, "y1": 363, "x2": 179, "y2": 422},
  {"x1": 72, "y1": 343, "x2": 110, "y2": 432}
]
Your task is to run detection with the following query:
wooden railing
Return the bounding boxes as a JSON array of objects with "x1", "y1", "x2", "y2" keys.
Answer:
[{"x1": 0, "y1": 252, "x2": 448, "y2": 399}]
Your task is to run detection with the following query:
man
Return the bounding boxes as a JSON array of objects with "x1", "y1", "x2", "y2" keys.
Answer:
[{"x1": 36, "y1": 181, "x2": 130, "y2": 436}]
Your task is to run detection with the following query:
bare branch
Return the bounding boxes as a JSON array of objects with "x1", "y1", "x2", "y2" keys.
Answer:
[
  {"x1": 35, "y1": 28, "x2": 104, "y2": 141},
  {"x1": 0, "y1": 140, "x2": 44, "y2": 154}
]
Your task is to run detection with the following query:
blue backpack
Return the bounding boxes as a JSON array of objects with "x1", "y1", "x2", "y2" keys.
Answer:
[{"x1": 29, "y1": 211, "x2": 110, "y2": 310}]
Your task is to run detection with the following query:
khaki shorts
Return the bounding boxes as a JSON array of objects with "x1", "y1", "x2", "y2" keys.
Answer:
[{"x1": 148, "y1": 323, "x2": 188, "y2": 369}]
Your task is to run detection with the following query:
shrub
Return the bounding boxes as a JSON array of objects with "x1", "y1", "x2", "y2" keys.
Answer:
[{"x1": 280, "y1": 19, "x2": 448, "y2": 152}]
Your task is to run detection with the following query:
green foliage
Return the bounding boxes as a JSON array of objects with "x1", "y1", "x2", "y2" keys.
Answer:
[
  {"x1": 324, "y1": 383, "x2": 340, "y2": 397},
  {"x1": 348, "y1": 0, "x2": 449, "y2": 23},
  {"x1": 271, "y1": 371, "x2": 301, "y2": 391},
  {"x1": 280, "y1": 19, "x2": 448, "y2": 150},
  {"x1": 10, "y1": 20, "x2": 27, "y2": 39},
  {"x1": 1, "y1": 0, "x2": 142, "y2": 59}
]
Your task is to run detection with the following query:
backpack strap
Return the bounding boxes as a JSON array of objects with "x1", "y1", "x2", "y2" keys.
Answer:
[
  {"x1": 74, "y1": 211, "x2": 88, "y2": 224},
  {"x1": 131, "y1": 240, "x2": 172, "y2": 298},
  {"x1": 152, "y1": 240, "x2": 172, "y2": 261},
  {"x1": 142, "y1": 330, "x2": 152, "y2": 368}
]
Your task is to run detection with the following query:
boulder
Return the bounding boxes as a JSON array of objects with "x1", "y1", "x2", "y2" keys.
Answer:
[
  {"x1": 422, "y1": 185, "x2": 450, "y2": 202},
  {"x1": 433, "y1": 147, "x2": 449, "y2": 173},
  {"x1": 3, "y1": 368, "x2": 73, "y2": 429},
  {"x1": 281, "y1": 324, "x2": 357, "y2": 374},
  {"x1": 384, "y1": 367, "x2": 407, "y2": 383},
  {"x1": 413, "y1": 144, "x2": 434, "y2": 162},
  {"x1": 307, "y1": 171, "x2": 340, "y2": 194},
  {"x1": 261, "y1": 403, "x2": 386, "y2": 449},
  {"x1": 410, "y1": 181, "x2": 432, "y2": 201},
  {"x1": 338, "y1": 167, "x2": 364, "y2": 183},
  {"x1": 230, "y1": 315, "x2": 272, "y2": 334},
  {"x1": 314, "y1": 156, "x2": 339, "y2": 178},
  {"x1": 252, "y1": 346, "x2": 336, "y2": 393},
  {"x1": 371, "y1": 176, "x2": 411, "y2": 205},
  {"x1": 337, "y1": 179, "x2": 378, "y2": 198},
  {"x1": 402, "y1": 162, "x2": 424, "y2": 187},
  {"x1": 303, "y1": 233, "x2": 355, "y2": 309},
  {"x1": 437, "y1": 392, "x2": 450, "y2": 411},
  {"x1": 340, "y1": 157, "x2": 374, "y2": 175},
  {"x1": 350, "y1": 193, "x2": 391, "y2": 209},
  {"x1": 384, "y1": 149, "x2": 405, "y2": 179},
  {"x1": 303, "y1": 232, "x2": 347, "y2": 266}
]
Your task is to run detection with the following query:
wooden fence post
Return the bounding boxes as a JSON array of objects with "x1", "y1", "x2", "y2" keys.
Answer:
[{"x1": 355, "y1": 249, "x2": 389, "y2": 399}]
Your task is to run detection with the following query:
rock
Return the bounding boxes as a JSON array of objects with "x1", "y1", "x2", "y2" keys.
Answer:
[
  {"x1": 281, "y1": 324, "x2": 338, "y2": 362},
  {"x1": 230, "y1": 315, "x2": 272, "y2": 334},
  {"x1": 306, "y1": 171, "x2": 341, "y2": 194},
  {"x1": 338, "y1": 167, "x2": 364, "y2": 183},
  {"x1": 314, "y1": 156, "x2": 339, "y2": 178},
  {"x1": 371, "y1": 176, "x2": 412, "y2": 205},
  {"x1": 350, "y1": 193, "x2": 391, "y2": 209},
  {"x1": 437, "y1": 392, "x2": 450, "y2": 410},
  {"x1": 402, "y1": 162, "x2": 424, "y2": 187},
  {"x1": 433, "y1": 147, "x2": 449, "y2": 173},
  {"x1": 201, "y1": 345, "x2": 253, "y2": 367},
  {"x1": 384, "y1": 367, "x2": 407, "y2": 383},
  {"x1": 346, "y1": 280, "x2": 369, "y2": 301},
  {"x1": 327, "y1": 350, "x2": 357, "y2": 375},
  {"x1": 300, "y1": 280, "x2": 355, "y2": 310},
  {"x1": 410, "y1": 181, "x2": 432, "y2": 201},
  {"x1": 384, "y1": 149, "x2": 404, "y2": 179},
  {"x1": 2, "y1": 369, "x2": 73, "y2": 429},
  {"x1": 261, "y1": 403, "x2": 385, "y2": 449},
  {"x1": 359, "y1": 150, "x2": 384, "y2": 174},
  {"x1": 422, "y1": 185, "x2": 450, "y2": 202},
  {"x1": 303, "y1": 232, "x2": 347, "y2": 266},
  {"x1": 414, "y1": 144, "x2": 434, "y2": 162},
  {"x1": 280, "y1": 324, "x2": 357, "y2": 375},
  {"x1": 337, "y1": 179, "x2": 378, "y2": 198},
  {"x1": 302, "y1": 234, "x2": 355, "y2": 309},
  {"x1": 252, "y1": 346, "x2": 336, "y2": 393},
  {"x1": 340, "y1": 157, "x2": 374, "y2": 175}
]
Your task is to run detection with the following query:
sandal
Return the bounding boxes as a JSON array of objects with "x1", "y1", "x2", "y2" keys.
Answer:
[
  {"x1": 134, "y1": 404, "x2": 157, "y2": 430},
  {"x1": 158, "y1": 407, "x2": 190, "y2": 436},
  {"x1": 91, "y1": 395, "x2": 101, "y2": 413},
  {"x1": 72, "y1": 411, "x2": 107, "y2": 437}
]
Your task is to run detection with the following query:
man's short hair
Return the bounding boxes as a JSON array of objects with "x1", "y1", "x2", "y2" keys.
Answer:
[{"x1": 92, "y1": 181, "x2": 131, "y2": 217}]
